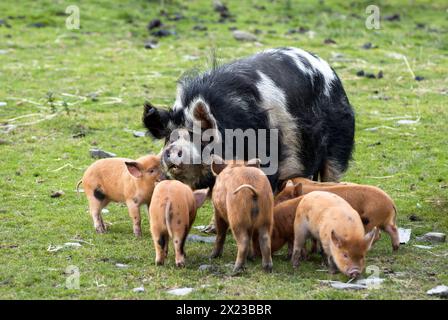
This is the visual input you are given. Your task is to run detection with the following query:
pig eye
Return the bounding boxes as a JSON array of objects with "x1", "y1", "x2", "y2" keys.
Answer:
[
  {"x1": 148, "y1": 168, "x2": 155, "y2": 174},
  {"x1": 343, "y1": 253, "x2": 349, "y2": 259}
]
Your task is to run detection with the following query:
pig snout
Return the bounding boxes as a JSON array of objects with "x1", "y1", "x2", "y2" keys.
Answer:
[
  {"x1": 163, "y1": 146, "x2": 185, "y2": 169},
  {"x1": 347, "y1": 267, "x2": 361, "y2": 279}
]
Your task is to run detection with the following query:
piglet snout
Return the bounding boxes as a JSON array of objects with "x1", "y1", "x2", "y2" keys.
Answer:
[{"x1": 348, "y1": 268, "x2": 361, "y2": 279}]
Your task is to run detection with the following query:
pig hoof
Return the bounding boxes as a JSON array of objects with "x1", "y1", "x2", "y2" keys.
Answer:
[
  {"x1": 155, "y1": 260, "x2": 164, "y2": 266},
  {"x1": 232, "y1": 266, "x2": 245, "y2": 275},
  {"x1": 134, "y1": 230, "x2": 142, "y2": 238},
  {"x1": 95, "y1": 226, "x2": 106, "y2": 234},
  {"x1": 210, "y1": 251, "x2": 221, "y2": 259},
  {"x1": 176, "y1": 262, "x2": 185, "y2": 268},
  {"x1": 262, "y1": 263, "x2": 273, "y2": 273},
  {"x1": 392, "y1": 244, "x2": 399, "y2": 251}
]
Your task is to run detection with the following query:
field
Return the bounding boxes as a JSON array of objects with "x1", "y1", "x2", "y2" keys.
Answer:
[{"x1": 0, "y1": 0, "x2": 447, "y2": 299}]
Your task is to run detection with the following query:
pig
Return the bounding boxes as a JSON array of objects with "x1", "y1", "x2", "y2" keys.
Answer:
[
  {"x1": 78, "y1": 154, "x2": 162, "y2": 237},
  {"x1": 253, "y1": 196, "x2": 304, "y2": 259},
  {"x1": 142, "y1": 47, "x2": 355, "y2": 231},
  {"x1": 292, "y1": 191, "x2": 377, "y2": 278},
  {"x1": 210, "y1": 156, "x2": 274, "y2": 273},
  {"x1": 148, "y1": 180, "x2": 208, "y2": 267},
  {"x1": 278, "y1": 177, "x2": 399, "y2": 251}
]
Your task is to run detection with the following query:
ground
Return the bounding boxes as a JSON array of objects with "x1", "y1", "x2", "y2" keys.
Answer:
[{"x1": 0, "y1": 0, "x2": 447, "y2": 300}]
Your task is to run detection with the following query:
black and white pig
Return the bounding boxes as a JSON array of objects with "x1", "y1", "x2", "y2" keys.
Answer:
[{"x1": 142, "y1": 47, "x2": 355, "y2": 193}]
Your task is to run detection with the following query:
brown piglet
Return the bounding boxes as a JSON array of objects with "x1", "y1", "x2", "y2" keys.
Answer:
[
  {"x1": 253, "y1": 196, "x2": 304, "y2": 259},
  {"x1": 149, "y1": 180, "x2": 208, "y2": 267},
  {"x1": 78, "y1": 154, "x2": 163, "y2": 236},
  {"x1": 292, "y1": 191, "x2": 377, "y2": 278},
  {"x1": 210, "y1": 156, "x2": 274, "y2": 273},
  {"x1": 279, "y1": 177, "x2": 399, "y2": 251}
]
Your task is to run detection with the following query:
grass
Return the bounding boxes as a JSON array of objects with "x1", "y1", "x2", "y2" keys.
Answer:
[{"x1": 0, "y1": 0, "x2": 447, "y2": 300}]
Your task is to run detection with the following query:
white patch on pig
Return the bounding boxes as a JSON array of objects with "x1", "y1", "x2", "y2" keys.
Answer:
[
  {"x1": 256, "y1": 70, "x2": 304, "y2": 178},
  {"x1": 271, "y1": 47, "x2": 336, "y2": 96},
  {"x1": 172, "y1": 85, "x2": 184, "y2": 112}
]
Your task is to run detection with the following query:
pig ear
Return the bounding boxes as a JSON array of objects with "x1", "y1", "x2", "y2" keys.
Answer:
[
  {"x1": 278, "y1": 180, "x2": 288, "y2": 192},
  {"x1": 331, "y1": 230, "x2": 343, "y2": 248},
  {"x1": 191, "y1": 99, "x2": 218, "y2": 129},
  {"x1": 125, "y1": 161, "x2": 144, "y2": 178},
  {"x1": 293, "y1": 183, "x2": 303, "y2": 197},
  {"x1": 364, "y1": 227, "x2": 377, "y2": 250},
  {"x1": 246, "y1": 158, "x2": 261, "y2": 168},
  {"x1": 211, "y1": 155, "x2": 227, "y2": 176},
  {"x1": 193, "y1": 188, "x2": 209, "y2": 208},
  {"x1": 142, "y1": 101, "x2": 170, "y2": 139}
]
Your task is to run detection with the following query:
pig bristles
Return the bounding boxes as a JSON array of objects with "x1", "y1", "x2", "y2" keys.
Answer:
[
  {"x1": 164, "y1": 201, "x2": 173, "y2": 238},
  {"x1": 233, "y1": 184, "x2": 259, "y2": 197},
  {"x1": 75, "y1": 180, "x2": 82, "y2": 195}
]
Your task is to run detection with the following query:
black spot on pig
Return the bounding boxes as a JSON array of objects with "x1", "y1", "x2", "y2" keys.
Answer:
[{"x1": 94, "y1": 188, "x2": 106, "y2": 201}]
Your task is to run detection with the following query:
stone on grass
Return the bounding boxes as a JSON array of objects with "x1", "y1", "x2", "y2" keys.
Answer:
[
  {"x1": 132, "y1": 286, "x2": 145, "y2": 293},
  {"x1": 232, "y1": 30, "x2": 257, "y2": 42},
  {"x1": 320, "y1": 280, "x2": 366, "y2": 290},
  {"x1": 115, "y1": 263, "x2": 129, "y2": 268},
  {"x1": 397, "y1": 118, "x2": 420, "y2": 125},
  {"x1": 417, "y1": 232, "x2": 446, "y2": 243},
  {"x1": 50, "y1": 190, "x2": 64, "y2": 198},
  {"x1": 90, "y1": 148, "x2": 116, "y2": 159},
  {"x1": 132, "y1": 131, "x2": 146, "y2": 137},
  {"x1": 147, "y1": 19, "x2": 162, "y2": 30},
  {"x1": 167, "y1": 287, "x2": 193, "y2": 296},
  {"x1": 187, "y1": 234, "x2": 216, "y2": 243},
  {"x1": 144, "y1": 40, "x2": 158, "y2": 49},
  {"x1": 413, "y1": 244, "x2": 433, "y2": 249},
  {"x1": 198, "y1": 264, "x2": 214, "y2": 272},
  {"x1": 427, "y1": 285, "x2": 448, "y2": 298},
  {"x1": 0, "y1": 102, "x2": 7, "y2": 107},
  {"x1": 356, "y1": 277, "x2": 385, "y2": 287},
  {"x1": 64, "y1": 242, "x2": 82, "y2": 248}
]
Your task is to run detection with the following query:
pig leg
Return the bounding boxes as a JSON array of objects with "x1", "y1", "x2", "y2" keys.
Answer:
[
  {"x1": 247, "y1": 229, "x2": 255, "y2": 261},
  {"x1": 258, "y1": 226, "x2": 273, "y2": 273},
  {"x1": 233, "y1": 228, "x2": 251, "y2": 273},
  {"x1": 87, "y1": 195, "x2": 107, "y2": 233},
  {"x1": 126, "y1": 201, "x2": 142, "y2": 237},
  {"x1": 152, "y1": 231, "x2": 168, "y2": 266},
  {"x1": 384, "y1": 224, "x2": 400, "y2": 251},
  {"x1": 173, "y1": 229, "x2": 188, "y2": 268},
  {"x1": 286, "y1": 241, "x2": 293, "y2": 260},
  {"x1": 210, "y1": 215, "x2": 228, "y2": 259},
  {"x1": 292, "y1": 219, "x2": 308, "y2": 268},
  {"x1": 319, "y1": 160, "x2": 341, "y2": 182}
]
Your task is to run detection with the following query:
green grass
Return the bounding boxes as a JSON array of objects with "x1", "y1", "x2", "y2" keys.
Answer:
[{"x1": 0, "y1": 0, "x2": 447, "y2": 299}]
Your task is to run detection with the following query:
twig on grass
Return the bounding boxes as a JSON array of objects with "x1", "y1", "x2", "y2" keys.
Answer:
[
  {"x1": 402, "y1": 55, "x2": 416, "y2": 79},
  {"x1": 49, "y1": 163, "x2": 74, "y2": 172}
]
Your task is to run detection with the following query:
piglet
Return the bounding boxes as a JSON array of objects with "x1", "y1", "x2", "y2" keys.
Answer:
[
  {"x1": 292, "y1": 191, "x2": 377, "y2": 278},
  {"x1": 280, "y1": 177, "x2": 399, "y2": 251},
  {"x1": 211, "y1": 156, "x2": 274, "y2": 273},
  {"x1": 78, "y1": 154, "x2": 163, "y2": 236},
  {"x1": 253, "y1": 196, "x2": 304, "y2": 259},
  {"x1": 149, "y1": 180, "x2": 208, "y2": 267}
]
